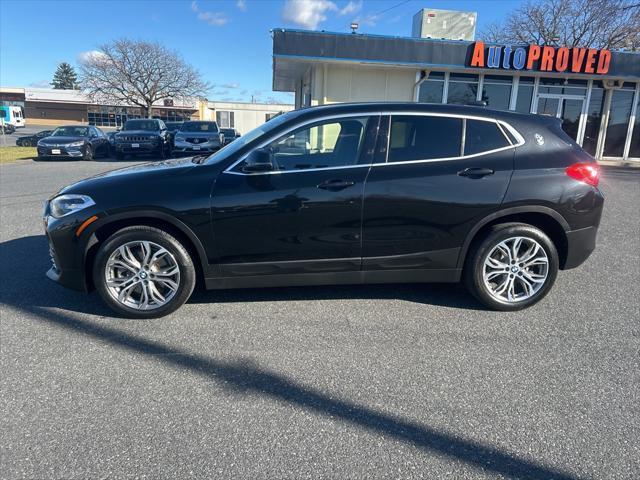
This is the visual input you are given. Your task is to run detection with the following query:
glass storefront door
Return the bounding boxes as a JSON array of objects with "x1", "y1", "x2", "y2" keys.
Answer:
[{"x1": 536, "y1": 94, "x2": 585, "y2": 141}]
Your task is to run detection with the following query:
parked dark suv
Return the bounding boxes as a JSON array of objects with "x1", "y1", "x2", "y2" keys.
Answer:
[
  {"x1": 114, "y1": 119, "x2": 170, "y2": 160},
  {"x1": 43, "y1": 103, "x2": 604, "y2": 318}
]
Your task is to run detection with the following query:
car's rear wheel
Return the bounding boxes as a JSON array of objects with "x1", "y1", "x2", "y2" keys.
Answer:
[
  {"x1": 93, "y1": 226, "x2": 196, "y2": 318},
  {"x1": 463, "y1": 223, "x2": 559, "y2": 311}
]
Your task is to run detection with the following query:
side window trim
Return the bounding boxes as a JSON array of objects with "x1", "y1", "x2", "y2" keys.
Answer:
[
  {"x1": 381, "y1": 112, "x2": 523, "y2": 165},
  {"x1": 224, "y1": 113, "x2": 382, "y2": 175}
]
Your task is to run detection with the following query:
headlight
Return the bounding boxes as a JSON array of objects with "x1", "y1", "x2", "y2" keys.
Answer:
[
  {"x1": 67, "y1": 141, "x2": 84, "y2": 148},
  {"x1": 50, "y1": 194, "x2": 95, "y2": 218}
]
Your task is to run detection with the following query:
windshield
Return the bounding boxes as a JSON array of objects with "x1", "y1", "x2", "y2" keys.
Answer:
[
  {"x1": 124, "y1": 120, "x2": 159, "y2": 131},
  {"x1": 180, "y1": 121, "x2": 218, "y2": 132},
  {"x1": 52, "y1": 126, "x2": 89, "y2": 137},
  {"x1": 205, "y1": 110, "x2": 297, "y2": 165}
]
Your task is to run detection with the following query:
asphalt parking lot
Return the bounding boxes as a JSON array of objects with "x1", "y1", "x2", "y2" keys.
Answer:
[{"x1": 1, "y1": 157, "x2": 639, "y2": 479}]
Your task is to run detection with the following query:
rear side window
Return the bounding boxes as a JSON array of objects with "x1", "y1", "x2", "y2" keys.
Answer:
[
  {"x1": 388, "y1": 115, "x2": 462, "y2": 162},
  {"x1": 464, "y1": 120, "x2": 511, "y2": 155}
]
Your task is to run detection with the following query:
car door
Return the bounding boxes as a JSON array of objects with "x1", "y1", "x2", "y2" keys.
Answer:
[
  {"x1": 211, "y1": 115, "x2": 379, "y2": 276},
  {"x1": 362, "y1": 113, "x2": 516, "y2": 273}
]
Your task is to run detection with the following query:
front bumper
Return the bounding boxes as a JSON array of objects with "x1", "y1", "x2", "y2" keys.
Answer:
[
  {"x1": 115, "y1": 142, "x2": 159, "y2": 154},
  {"x1": 43, "y1": 200, "x2": 100, "y2": 292},
  {"x1": 37, "y1": 145, "x2": 84, "y2": 158},
  {"x1": 173, "y1": 139, "x2": 221, "y2": 154}
]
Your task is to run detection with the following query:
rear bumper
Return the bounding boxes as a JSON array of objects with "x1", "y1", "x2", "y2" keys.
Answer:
[{"x1": 563, "y1": 226, "x2": 598, "y2": 269}]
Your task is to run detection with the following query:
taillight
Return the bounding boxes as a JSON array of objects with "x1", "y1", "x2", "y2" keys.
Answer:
[{"x1": 566, "y1": 162, "x2": 600, "y2": 187}]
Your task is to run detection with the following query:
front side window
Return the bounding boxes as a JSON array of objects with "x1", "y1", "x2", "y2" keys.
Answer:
[
  {"x1": 388, "y1": 115, "x2": 462, "y2": 162},
  {"x1": 464, "y1": 120, "x2": 510, "y2": 155},
  {"x1": 262, "y1": 117, "x2": 371, "y2": 171},
  {"x1": 232, "y1": 116, "x2": 372, "y2": 172}
]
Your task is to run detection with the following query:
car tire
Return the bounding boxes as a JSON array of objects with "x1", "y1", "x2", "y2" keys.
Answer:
[
  {"x1": 463, "y1": 223, "x2": 559, "y2": 311},
  {"x1": 84, "y1": 145, "x2": 93, "y2": 161},
  {"x1": 93, "y1": 226, "x2": 196, "y2": 319},
  {"x1": 158, "y1": 143, "x2": 167, "y2": 160}
]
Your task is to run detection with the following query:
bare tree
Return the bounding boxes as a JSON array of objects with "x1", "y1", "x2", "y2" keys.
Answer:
[
  {"x1": 482, "y1": 0, "x2": 640, "y2": 50},
  {"x1": 79, "y1": 39, "x2": 209, "y2": 117}
]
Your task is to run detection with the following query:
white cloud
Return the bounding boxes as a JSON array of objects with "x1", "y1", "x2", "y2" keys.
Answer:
[
  {"x1": 191, "y1": 1, "x2": 228, "y2": 26},
  {"x1": 353, "y1": 12, "x2": 378, "y2": 27},
  {"x1": 236, "y1": 0, "x2": 246, "y2": 11},
  {"x1": 220, "y1": 83, "x2": 240, "y2": 89},
  {"x1": 77, "y1": 50, "x2": 107, "y2": 64},
  {"x1": 29, "y1": 80, "x2": 51, "y2": 88},
  {"x1": 339, "y1": 0, "x2": 361, "y2": 16},
  {"x1": 282, "y1": 0, "x2": 338, "y2": 29}
]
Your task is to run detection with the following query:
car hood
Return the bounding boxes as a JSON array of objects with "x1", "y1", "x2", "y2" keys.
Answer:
[
  {"x1": 57, "y1": 157, "x2": 200, "y2": 197},
  {"x1": 175, "y1": 131, "x2": 219, "y2": 138},
  {"x1": 40, "y1": 136, "x2": 86, "y2": 144},
  {"x1": 116, "y1": 130, "x2": 159, "y2": 137}
]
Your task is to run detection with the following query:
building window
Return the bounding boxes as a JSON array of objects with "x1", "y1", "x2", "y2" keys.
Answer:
[
  {"x1": 538, "y1": 78, "x2": 588, "y2": 96},
  {"x1": 582, "y1": 82, "x2": 605, "y2": 156},
  {"x1": 446, "y1": 73, "x2": 479, "y2": 105},
  {"x1": 628, "y1": 86, "x2": 640, "y2": 158},
  {"x1": 418, "y1": 71, "x2": 445, "y2": 103},
  {"x1": 603, "y1": 83, "x2": 636, "y2": 157},
  {"x1": 514, "y1": 77, "x2": 534, "y2": 113},
  {"x1": 216, "y1": 110, "x2": 235, "y2": 128},
  {"x1": 480, "y1": 75, "x2": 512, "y2": 111}
]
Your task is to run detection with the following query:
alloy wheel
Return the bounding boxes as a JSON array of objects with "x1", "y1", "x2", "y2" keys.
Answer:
[
  {"x1": 482, "y1": 236, "x2": 549, "y2": 303},
  {"x1": 104, "y1": 241, "x2": 181, "y2": 310}
]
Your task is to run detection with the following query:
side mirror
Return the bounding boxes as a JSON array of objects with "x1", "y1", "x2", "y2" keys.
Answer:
[{"x1": 242, "y1": 148, "x2": 273, "y2": 173}]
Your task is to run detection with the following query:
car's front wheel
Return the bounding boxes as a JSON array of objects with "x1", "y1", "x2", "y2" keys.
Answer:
[
  {"x1": 84, "y1": 145, "x2": 93, "y2": 161},
  {"x1": 93, "y1": 226, "x2": 196, "y2": 318},
  {"x1": 463, "y1": 223, "x2": 559, "y2": 311}
]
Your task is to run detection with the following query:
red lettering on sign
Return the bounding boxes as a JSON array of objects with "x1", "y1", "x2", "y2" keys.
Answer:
[
  {"x1": 540, "y1": 46, "x2": 555, "y2": 71},
  {"x1": 527, "y1": 45, "x2": 541, "y2": 70},
  {"x1": 571, "y1": 48, "x2": 587, "y2": 72},
  {"x1": 584, "y1": 49, "x2": 598, "y2": 73},
  {"x1": 470, "y1": 41, "x2": 485, "y2": 67},
  {"x1": 555, "y1": 47, "x2": 569, "y2": 72},
  {"x1": 596, "y1": 50, "x2": 611, "y2": 74}
]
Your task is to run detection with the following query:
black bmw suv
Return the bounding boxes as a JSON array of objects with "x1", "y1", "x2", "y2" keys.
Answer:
[
  {"x1": 114, "y1": 119, "x2": 171, "y2": 160},
  {"x1": 43, "y1": 103, "x2": 604, "y2": 318}
]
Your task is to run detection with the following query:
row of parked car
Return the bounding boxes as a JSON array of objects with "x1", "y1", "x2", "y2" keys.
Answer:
[{"x1": 16, "y1": 119, "x2": 241, "y2": 161}]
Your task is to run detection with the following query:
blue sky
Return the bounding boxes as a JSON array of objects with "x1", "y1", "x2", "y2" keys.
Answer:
[{"x1": 0, "y1": 0, "x2": 523, "y2": 103}]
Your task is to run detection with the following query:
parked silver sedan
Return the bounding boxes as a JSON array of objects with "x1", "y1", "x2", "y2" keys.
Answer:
[{"x1": 172, "y1": 121, "x2": 224, "y2": 155}]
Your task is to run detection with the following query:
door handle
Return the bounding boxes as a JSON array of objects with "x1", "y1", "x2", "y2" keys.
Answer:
[
  {"x1": 457, "y1": 167, "x2": 495, "y2": 178},
  {"x1": 317, "y1": 179, "x2": 356, "y2": 191}
]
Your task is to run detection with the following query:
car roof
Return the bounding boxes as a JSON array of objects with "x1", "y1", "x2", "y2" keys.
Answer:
[{"x1": 280, "y1": 102, "x2": 556, "y2": 133}]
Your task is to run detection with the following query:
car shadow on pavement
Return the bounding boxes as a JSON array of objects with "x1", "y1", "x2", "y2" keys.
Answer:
[
  {"x1": 1, "y1": 236, "x2": 578, "y2": 479},
  {"x1": 1, "y1": 235, "x2": 482, "y2": 314}
]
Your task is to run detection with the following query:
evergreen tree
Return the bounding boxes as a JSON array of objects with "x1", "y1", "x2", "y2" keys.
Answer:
[{"x1": 51, "y1": 62, "x2": 78, "y2": 89}]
